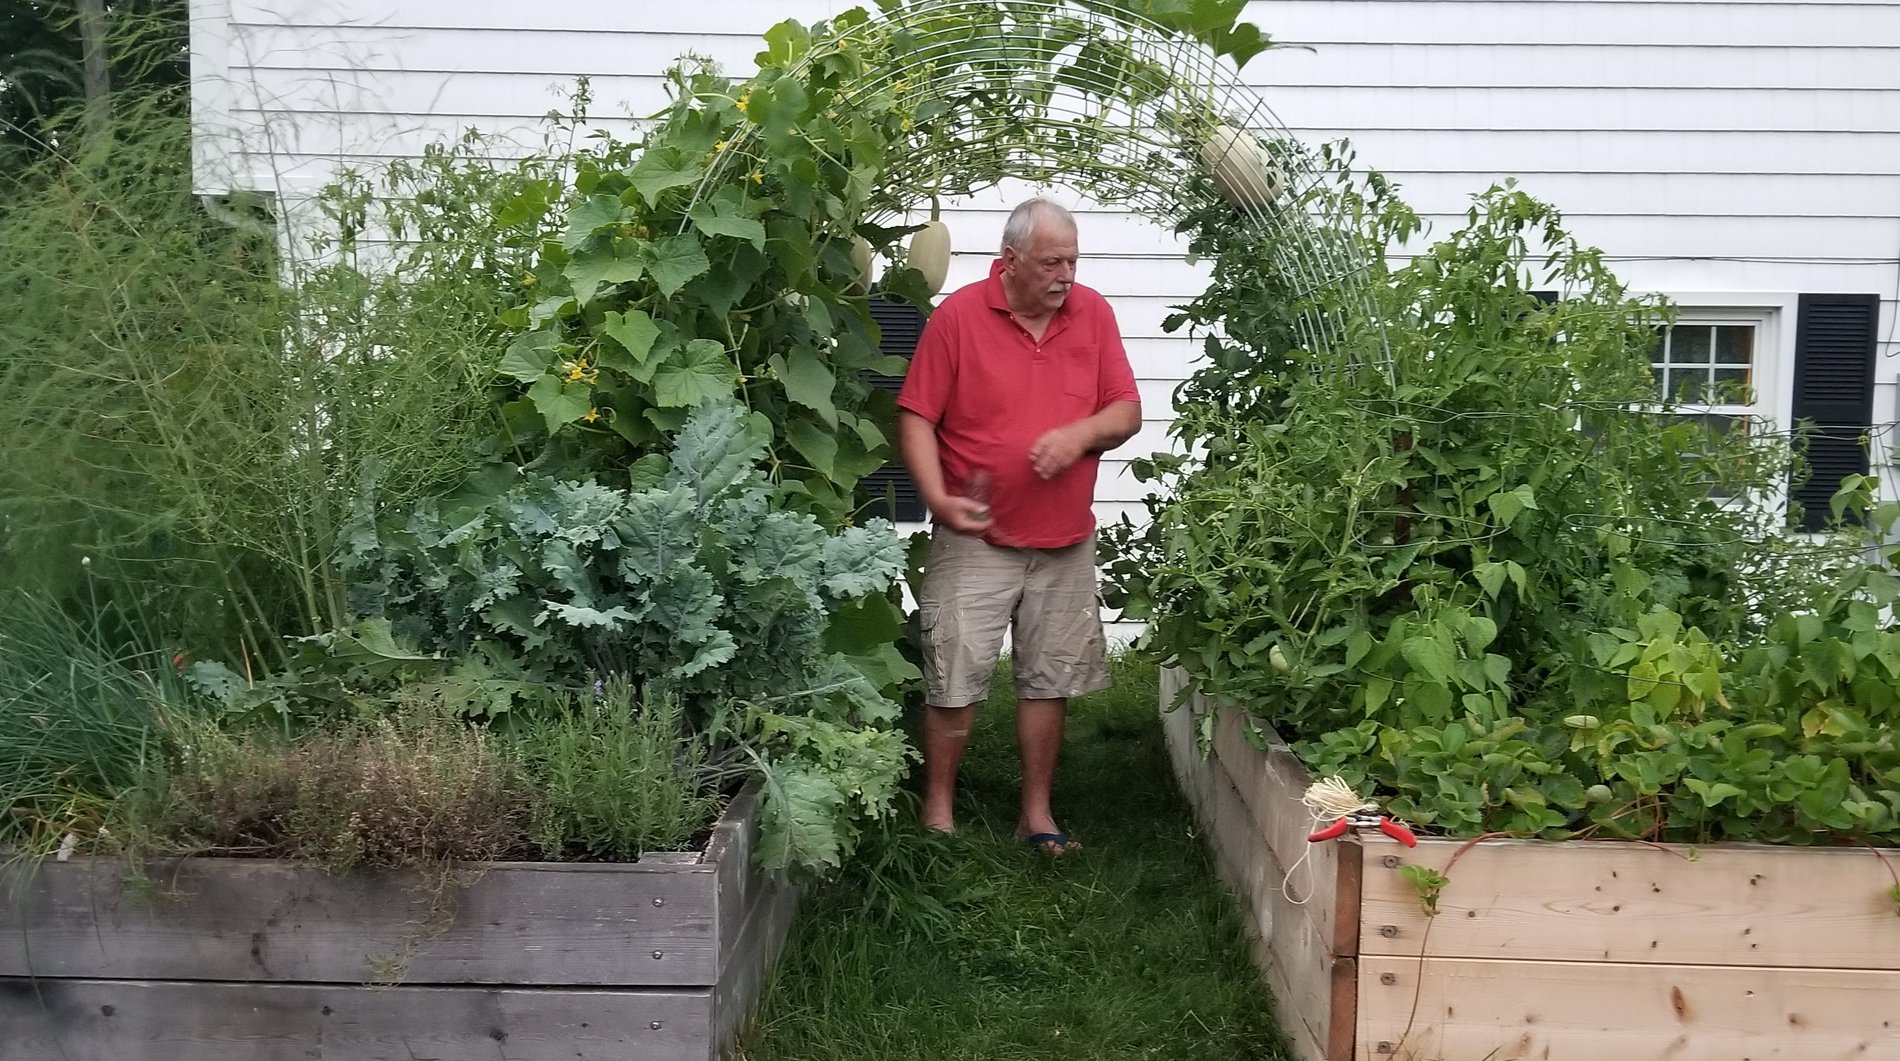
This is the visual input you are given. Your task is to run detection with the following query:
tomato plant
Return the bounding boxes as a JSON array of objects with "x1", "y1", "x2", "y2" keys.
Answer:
[{"x1": 1107, "y1": 159, "x2": 1900, "y2": 846}]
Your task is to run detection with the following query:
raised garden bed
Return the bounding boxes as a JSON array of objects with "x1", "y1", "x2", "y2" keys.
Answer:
[
  {"x1": 1161, "y1": 669, "x2": 1900, "y2": 1061},
  {"x1": 0, "y1": 780, "x2": 794, "y2": 1061}
]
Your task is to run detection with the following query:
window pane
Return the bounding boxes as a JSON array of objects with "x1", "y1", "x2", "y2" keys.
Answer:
[
  {"x1": 1671, "y1": 326, "x2": 1713, "y2": 364},
  {"x1": 1709, "y1": 367, "x2": 1750, "y2": 402},
  {"x1": 1715, "y1": 325, "x2": 1753, "y2": 365},
  {"x1": 1672, "y1": 368, "x2": 1717, "y2": 405}
]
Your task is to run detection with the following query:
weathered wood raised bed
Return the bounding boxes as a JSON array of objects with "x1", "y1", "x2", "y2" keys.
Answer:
[
  {"x1": 0, "y1": 780, "x2": 795, "y2": 1061},
  {"x1": 1161, "y1": 669, "x2": 1900, "y2": 1061}
]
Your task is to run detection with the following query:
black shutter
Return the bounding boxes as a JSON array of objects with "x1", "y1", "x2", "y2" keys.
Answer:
[
  {"x1": 1789, "y1": 293, "x2": 1879, "y2": 530},
  {"x1": 858, "y1": 299, "x2": 928, "y2": 522}
]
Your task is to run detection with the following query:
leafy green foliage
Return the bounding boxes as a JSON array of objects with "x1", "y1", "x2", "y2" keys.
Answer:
[
  {"x1": 475, "y1": 2, "x2": 1275, "y2": 525},
  {"x1": 346, "y1": 400, "x2": 917, "y2": 872},
  {"x1": 1398, "y1": 864, "x2": 1449, "y2": 916},
  {"x1": 5, "y1": 0, "x2": 1285, "y2": 876},
  {"x1": 1108, "y1": 164, "x2": 1900, "y2": 846},
  {"x1": 483, "y1": 59, "x2": 924, "y2": 520}
]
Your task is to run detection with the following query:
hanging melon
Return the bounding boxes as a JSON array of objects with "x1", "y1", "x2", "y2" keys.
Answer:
[
  {"x1": 849, "y1": 236, "x2": 875, "y2": 293},
  {"x1": 1199, "y1": 123, "x2": 1283, "y2": 209},
  {"x1": 908, "y1": 220, "x2": 951, "y2": 297}
]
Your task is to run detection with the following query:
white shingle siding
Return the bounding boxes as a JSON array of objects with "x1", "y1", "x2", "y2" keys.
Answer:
[{"x1": 191, "y1": 0, "x2": 1900, "y2": 532}]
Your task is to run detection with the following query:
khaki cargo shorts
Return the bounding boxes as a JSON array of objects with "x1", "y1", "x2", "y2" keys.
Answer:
[{"x1": 917, "y1": 527, "x2": 1112, "y2": 709}]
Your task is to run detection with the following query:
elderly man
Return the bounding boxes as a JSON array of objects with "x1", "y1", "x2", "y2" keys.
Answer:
[{"x1": 895, "y1": 197, "x2": 1143, "y2": 855}]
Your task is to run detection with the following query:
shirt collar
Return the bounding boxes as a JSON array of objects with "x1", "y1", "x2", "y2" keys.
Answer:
[{"x1": 983, "y1": 257, "x2": 1013, "y2": 313}]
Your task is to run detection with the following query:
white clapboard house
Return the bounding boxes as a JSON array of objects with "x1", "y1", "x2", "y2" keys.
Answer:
[{"x1": 189, "y1": 0, "x2": 1900, "y2": 544}]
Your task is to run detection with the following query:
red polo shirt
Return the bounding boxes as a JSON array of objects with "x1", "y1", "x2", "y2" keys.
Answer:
[{"x1": 897, "y1": 259, "x2": 1140, "y2": 549}]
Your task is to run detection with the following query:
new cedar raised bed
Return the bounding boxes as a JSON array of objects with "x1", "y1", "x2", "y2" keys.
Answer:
[
  {"x1": 0, "y1": 780, "x2": 794, "y2": 1061},
  {"x1": 1161, "y1": 669, "x2": 1900, "y2": 1061}
]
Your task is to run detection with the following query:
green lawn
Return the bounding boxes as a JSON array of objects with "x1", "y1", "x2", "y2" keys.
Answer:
[{"x1": 741, "y1": 657, "x2": 1292, "y2": 1061}]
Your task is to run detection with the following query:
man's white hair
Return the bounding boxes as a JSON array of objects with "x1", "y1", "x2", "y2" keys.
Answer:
[{"x1": 1000, "y1": 197, "x2": 1077, "y2": 253}]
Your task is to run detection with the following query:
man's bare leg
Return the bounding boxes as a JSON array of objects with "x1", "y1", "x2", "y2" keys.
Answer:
[
  {"x1": 920, "y1": 704, "x2": 976, "y2": 832},
  {"x1": 1016, "y1": 697, "x2": 1066, "y2": 838}
]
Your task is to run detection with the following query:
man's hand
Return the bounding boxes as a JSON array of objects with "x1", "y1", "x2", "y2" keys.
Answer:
[
  {"x1": 1028, "y1": 424, "x2": 1089, "y2": 480},
  {"x1": 932, "y1": 494, "x2": 993, "y2": 535},
  {"x1": 1027, "y1": 402, "x2": 1141, "y2": 480}
]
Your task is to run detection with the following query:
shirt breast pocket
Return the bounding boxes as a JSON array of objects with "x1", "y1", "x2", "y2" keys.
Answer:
[{"x1": 1061, "y1": 344, "x2": 1099, "y2": 402}]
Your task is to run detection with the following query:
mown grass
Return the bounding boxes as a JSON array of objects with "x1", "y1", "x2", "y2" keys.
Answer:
[{"x1": 742, "y1": 656, "x2": 1291, "y2": 1061}]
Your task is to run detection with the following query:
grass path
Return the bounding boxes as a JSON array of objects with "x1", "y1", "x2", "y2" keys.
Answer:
[{"x1": 741, "y1": 659, "x2": 1293, "y2": 1061}]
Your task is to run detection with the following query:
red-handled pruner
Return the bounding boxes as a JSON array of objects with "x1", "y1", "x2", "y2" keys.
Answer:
[{"x1": 1307, "y1": 810, "x2": 1418, "y2": 847}]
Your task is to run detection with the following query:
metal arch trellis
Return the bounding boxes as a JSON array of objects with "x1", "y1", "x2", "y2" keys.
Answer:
[{"x1": 682, "y1": 0, "x2": 1391, "y2": 376}]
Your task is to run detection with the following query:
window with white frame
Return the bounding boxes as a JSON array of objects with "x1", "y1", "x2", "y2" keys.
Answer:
[
  {"x1": 1650, "y1": 317, "x2": 1761, "y2": 436},
  {"x1": 1644, "y1": 303, "x2": 1790, "y2": 502}
]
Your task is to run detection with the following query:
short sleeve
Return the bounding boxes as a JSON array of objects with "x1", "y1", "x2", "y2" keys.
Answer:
[
  {"x1": 895, "y1": 304, "x2": 956, "y2": 423},
  {"x1": 1095, "y1": 303, "x2": 1140, "y2": 408}
]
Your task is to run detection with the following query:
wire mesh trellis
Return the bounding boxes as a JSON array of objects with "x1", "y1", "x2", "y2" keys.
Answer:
[
  {"x1": 683, "y1": 0, "x2": 1389, "y2": 375},
  {"x1": 678, "y1": 0, "x2": 1869, "y2": 566}
]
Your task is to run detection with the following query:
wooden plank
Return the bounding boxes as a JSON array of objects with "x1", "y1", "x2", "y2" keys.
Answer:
[
  {"x1": 1261, "y1": 932, "x2": 1329, "y2": 1061},
  {"x1": 1261, "y1": 0, "x2": 1900, "y2": 49},
  {"x1": 710, "y1": 868, "x2": 799, "y2": 1056},
  {"x1": 1357, "y1": 835, "x2": 1900, "y2": 969},
  {"x1": 1159, "y1": 670, "x2": 1212, "y2": 819},
  {"x1": 1164, "y1": 673, "x2": 1322, "y2": 1057},
  {"x1": 1249, "y1": 41, "x2": 1900, "y2": 93},
  {"x1": 1165, "y1": 675, "x2": 1363, "y2": 1060},
  {"x1": 1328, "y1": 956, "x2": 1358, "y2": 1061},
  {"x1": 228, "y1": 0, "x2": 844, "y2": 34},
  {"x1": 1355, "y1": 956, "x2": 1900, "y2": 1061},
  {"x1": 1208, "y1": 714, "x2": 1360, "y2": 1061},
  {"x1": 1202, "y1": 757, "x2": 1327, "y2": 1061},
  {"x1": 0, "y1": 857, "x2": 720, "y2": 987},
  {"x1": 707, "y1": 781, "x2": 760, "y2": 968},
  {"x1": 0, "y1": 977, "x2": 711, "y2": 1061},
  {"x1": 706, "y1": 778, "x2": 798, "y2": 1056},
  {"x1": 1210, "y1": 707, "x2": 1350, "y2": 958},
  {"x1": 0, "y1": 781, "x2": 821, "y2": 992}
]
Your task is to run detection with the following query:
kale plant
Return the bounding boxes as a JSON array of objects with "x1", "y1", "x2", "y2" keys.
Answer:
[{"x1": 345, "y1": 399, "x2": 916, "y2": 871}]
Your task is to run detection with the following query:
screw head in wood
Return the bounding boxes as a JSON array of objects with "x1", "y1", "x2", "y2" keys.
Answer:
[
  {"x1": 1380, "y1": 924, "x2": 1399, "y2": 938},
  {"x1": 1381, "y1": 972, "x2": 1398, "y2": 985},
  {"x1": 1376, "y1": 1041, "x2": 1393, "y2": 1054},
  {"x1": 1381, "y1": 855, "x2": 1401, "y2": 868},
  {"x1": 650, "y1": 1021, "x2": 663, "y2": 1031},
  {"x1": 652, "y1": 897, "x2": 664, "y2": 907},
  {"x1": 652, "y1": 950, "x2": 664, "y2": 960}
]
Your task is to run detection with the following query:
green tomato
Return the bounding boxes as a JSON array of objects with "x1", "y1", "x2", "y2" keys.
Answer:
[{"x1": 1269, "y1": 644, "x2": 1290, "y2": 673}]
